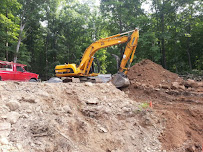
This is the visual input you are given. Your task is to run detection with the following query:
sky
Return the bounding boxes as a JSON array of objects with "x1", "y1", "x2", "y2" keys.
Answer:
[
  {"x1": 41, "y1": 0, "x2": 152, "y2": 27},
  {"x1": 78, "y1": 0, "x2": 152, "y2": 13}
]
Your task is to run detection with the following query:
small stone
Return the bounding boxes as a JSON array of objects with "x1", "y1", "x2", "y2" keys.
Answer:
[
  {"x1": 197, "y1": 87, "x2": 203, "y2": 92},
  {"x1": 26, "y1": 109, "x2": 32, "y2": 114},
  {"x1": 149, "y1": 85, "x2": 154, "y2": 89},
  {"x1": 197, "y1": 82, "x2": 203, "y2": 87},
  {"x1": 85, "y1": 98, "x2": 98, "y2": 104},
  {"x1": 0, "y1": 137, "x2": 9, "y2": 145},
  {"x1": 35, "y1": 106, "x2": 41, "y2": 112},
  {"x1": 106, "y1": 83, "x2": 111, "y2": 86},
  {"x1": 98, "y1": 126, "x2": 108, "y2": 133},
  {"x1": 122, "y1": 107, "x2": 131, "y2": 112},
  {"x1": 21, "y1": 96, "x2": 36, "y2": 103},
  {"x1": 84, "y1": 82, "x2": 93, "y2": 87},
  {"x1": 179, "y1": 85, "x2": 185, "y2": 90},
  {"x1": 171, "y1": 82, "x2": 179, "y2": 90},
  {"x1": 161, "y1": 85, "x2": 170, "y2": 89},
  {"x1": 1, "y1": 115, "x2": 7, "y2": 119},
  {"x1": 16, "y1": 143, "x2": 23, "y2": 150},
  {"x1": 6, "y1": 100, "x2": 20, "y2": 111},
  {"x1": 63, "y1": 105, "x2": 72, "y2": 114},
  {"x1": 0, "y1": 122, "x2": 11, "y2": 137},
  {"x1": 21, "y1": 113, "x2": 29, "y2": 118},
  {"x1": 6, "y1": 112, "x2": 20, "y2": 124}
]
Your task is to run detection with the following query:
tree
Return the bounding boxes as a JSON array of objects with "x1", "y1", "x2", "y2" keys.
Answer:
[{"x1": 0, "y1": 0, "x2": 21, "y2": 61}]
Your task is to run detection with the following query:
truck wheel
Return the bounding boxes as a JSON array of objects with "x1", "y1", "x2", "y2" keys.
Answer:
[
  {"x1": 0, "y1": 77, "x2": 1, "y2": 81},
  {"x1": 29, "y1": 79, "x2": 37, "y2": 82}
]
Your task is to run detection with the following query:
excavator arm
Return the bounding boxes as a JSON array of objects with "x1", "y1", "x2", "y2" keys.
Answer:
[
  {"x1": 111, "y1": 29, "x2": 139, "y2": 88},
  {"x1": 78, "y1": 35, "x2": 129, "y2": 75},
  {"x1": 120, "y1": 29, "x2": 139, "y2": 74}
]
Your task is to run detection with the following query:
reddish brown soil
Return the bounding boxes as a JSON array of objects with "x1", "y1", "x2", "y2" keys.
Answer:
[
  {"x1": 124, "y1": 59, "x2": 203, "y2": 152},
  {"x1": 127, "y1": 59, "x2": 182, "y2": 87}
]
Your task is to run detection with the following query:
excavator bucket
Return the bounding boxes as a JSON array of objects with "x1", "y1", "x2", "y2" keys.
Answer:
[{"x1": 111, "y1": 73, "x2": 130, "y2": 88}]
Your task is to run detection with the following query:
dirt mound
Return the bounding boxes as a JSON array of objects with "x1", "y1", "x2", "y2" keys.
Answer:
[
  {"x1": 124, "y1": 59, "x2": 203, "y2": 152},
  {"x1": 127, "y1": 59, "x2": 182, "y2": 87},
  {"x1": 0, "y1": 81, "x2": 163, "y2": 152}
]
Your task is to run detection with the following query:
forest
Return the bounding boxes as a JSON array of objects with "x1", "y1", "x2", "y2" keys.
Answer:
[{"x1": 0, "y1": 0, "x2": 202, "y2": 80}]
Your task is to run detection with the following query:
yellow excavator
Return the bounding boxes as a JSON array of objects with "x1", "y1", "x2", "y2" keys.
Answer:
[{"x1": 55, "y1": 29, "x2": 139, "y2": 88}]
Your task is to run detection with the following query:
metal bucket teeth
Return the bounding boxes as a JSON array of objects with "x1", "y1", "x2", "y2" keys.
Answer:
[{"x1": 111, "y1": 73, "x2": 130, "y2": 88}]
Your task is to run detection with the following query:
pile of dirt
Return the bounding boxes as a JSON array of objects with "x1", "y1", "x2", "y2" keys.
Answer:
[
  {"x1": 124, "y1": 59, "x2": 203, "y2": 152},
  {"x1": 127, "y1": 59, "x2": 182, "y2": 87},
  {"x1": 0, "y1": 81, "x2": 163, "y2": 152}
]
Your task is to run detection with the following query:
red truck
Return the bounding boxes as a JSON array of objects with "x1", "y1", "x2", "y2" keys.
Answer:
[{"x1": 0, "y1": 60, "x2": 39, "y2": 82}]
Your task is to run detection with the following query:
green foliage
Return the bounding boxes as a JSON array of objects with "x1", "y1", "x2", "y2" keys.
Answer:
[
  {"x1": 0, "y1": 0, "x2": 202, "y2": 79},
  {"x1": 0, "y1": 0, "x2": 21, "y2": 61}
]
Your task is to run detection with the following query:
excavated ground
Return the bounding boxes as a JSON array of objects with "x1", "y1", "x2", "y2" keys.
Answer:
[
  {"x1": 124, "y1": 59, "x2": 203, "y2": 152},
  {"x1": 0, "y1": 82, "x2": 163, "y2": 152},
  {"x1": 0, "y1": 59, "x2": 202, "y2": 152}
]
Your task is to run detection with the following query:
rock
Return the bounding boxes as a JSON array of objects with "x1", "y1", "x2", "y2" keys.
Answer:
[
  {"x1": 171, "y1": 82, "x2": 180, "y2": 90},
  {"x1": 186, "y1": 145, "x2": 196, "y2": 152},
  {"x1": 6, "y1": 100, "x2": 20, "y2": 111},
  {"x1": 161, "y1": 84, "x2": 170, "y2": 89},
  {"x1": 16, "y1": 143, "x2": 23, "y2": 150},
  {"x1": 0, "y1": 137, "x2": 9, "y2": 145},
  {"x1": 122, "y1": 107, "x2": 131, "y2": 112},
  {"x1": 84, "y1": 82, "x2": 93, "y2": 87},
  {"x1": 85, "y1": 98, "x2": 99, "y2": 104},
  {"x1": 47, "y1": 77, "x2": 62, "y2": 83},
  {"x1": 63, "y1": 105, "x2": 72, "y2": 114},
  {"x1": 184, "y1": 79, "x2": 199, "y2": 88},
  {"x1": 21, "y1": 96, "x2": 36, "y2": 103},
  {"x1": 197, "y1": 81, "x2": 203, "y2": 87},
  {"x1": 171, "y1": 82, "x2": 185, "y2": 90},
  {"x1": 157, "y1": 84, "x2": 162, "y2": 88},
  {"x1": 148, "y1": 85, "x2": 154, "y2": 89},
  {"x1": 179, "y1": 85, "x2": 185, "y2": 90},
  {"x1": 197, "y1": 87, "x2": 203, "y2": 92},
  {"x1": 6, "y1": 112, "x2": 20, "y2": 124},
  {"x1": 98, "y1": 126, "x2": 108, "y2": 133},
  {"x1": 81, "y1": 107, "x2": 100, "y2": 118},
  {"x1": 0, "y1": 122, "x2": 11, "y2": 137}
]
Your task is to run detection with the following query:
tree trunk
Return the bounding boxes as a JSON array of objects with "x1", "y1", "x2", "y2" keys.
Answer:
[
  {"x1": 186, "y1": 21, "x2": 192, "y2": 71},
  {"x1": 5, "y1": 8, "x2": 8, "y2": 60},
  {"x1": 186, "y1": 36, "x2": 192, "y2": 71},
  {"x1": 119, "y1": 14, "x2": 123, "y2": 67},
  {"x1": 14, "y1": 23, "x2": 25, "y2": 63},
  {"x1": 45, "y1": 34, "x2": 48, "y2": 80},
  {"x1": 161, "y1": 0, "x2": 166, "y2": 68}
]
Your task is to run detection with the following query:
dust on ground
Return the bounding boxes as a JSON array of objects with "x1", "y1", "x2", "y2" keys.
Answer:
[{"x1": 124, "y1": 59, "x2": 203, "y2": 152}]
